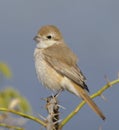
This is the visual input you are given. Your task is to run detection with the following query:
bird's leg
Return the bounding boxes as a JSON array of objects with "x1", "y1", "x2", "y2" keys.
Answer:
[{"x1": 55, "y1": 88, "x2": 64, "y2": 97}]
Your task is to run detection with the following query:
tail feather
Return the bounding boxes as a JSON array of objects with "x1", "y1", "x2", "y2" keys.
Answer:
[{"x1": 74, "y1": 84, "x2": 106, "y2": 120}]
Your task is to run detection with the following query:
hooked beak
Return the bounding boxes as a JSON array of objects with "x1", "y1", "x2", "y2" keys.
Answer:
[{"x1": 33, "y1": 36, "x2": 40, "y2": 43}]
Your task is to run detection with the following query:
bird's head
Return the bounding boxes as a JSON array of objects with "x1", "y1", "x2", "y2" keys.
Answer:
[{"x1": 34, "y1": 25, "x2": 63, "y2": 49}]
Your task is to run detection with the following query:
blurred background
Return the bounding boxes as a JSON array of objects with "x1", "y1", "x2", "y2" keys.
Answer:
[{"x1": 0, "y1": 0, "x2": 119, "y2": 130}]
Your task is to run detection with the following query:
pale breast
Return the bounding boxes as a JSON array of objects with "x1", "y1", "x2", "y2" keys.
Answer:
[{"x1": 34, "y1": 48, "x2": 63, "y2": 91}]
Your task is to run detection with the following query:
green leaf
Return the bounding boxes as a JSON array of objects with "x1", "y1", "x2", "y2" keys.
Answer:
[
  {"x1": 0, "y1": 62, "x2": 12, "y2": 78},
  {"x1": 0, "y1": 87, "x2": 32, "y2": 114}
]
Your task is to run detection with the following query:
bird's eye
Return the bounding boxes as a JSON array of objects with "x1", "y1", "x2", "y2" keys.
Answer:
[{"x1": 47, "y1": 35, "x2": 52, "y2": 39}]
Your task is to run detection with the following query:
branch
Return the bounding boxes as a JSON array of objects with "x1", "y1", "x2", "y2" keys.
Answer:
[
  {"x1": 0, "y1": 79, "x2": 119, "y2": 130},
  {"x1": 45, "y1": 95, "x2": 60, "y2": 130},
  {"x1": 0, "y1": 108, "x2": 46, "y2": 127},
  {"x1": 59, "y1": 79, "x2": 119, "y2": 128},
  {"x1": 0, "y1": 123, "x2": 24, "y2": 130}
]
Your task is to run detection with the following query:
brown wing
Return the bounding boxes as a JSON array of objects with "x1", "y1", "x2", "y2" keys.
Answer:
[{"x1": 43, "y1": 43, "x2": 89, "y2": 91}]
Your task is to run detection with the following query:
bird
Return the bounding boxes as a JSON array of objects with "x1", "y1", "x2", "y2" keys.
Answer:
[{"x1": 33, "y1": 25, "x2": 105, "y2": 120}]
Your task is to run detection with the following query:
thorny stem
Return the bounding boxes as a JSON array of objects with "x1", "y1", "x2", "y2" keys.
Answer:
[
  {"x1": 0, "y1": 123, "x2": 24, "y2": 130},
  {"x1": 0, "y1": 79, "x2": 119, "y2": 130},
  {"x1": 59, "y1": 79, "x2": 119, "y2": 128},
  {"x1": 0, "y1": 108, "x2": 46, "y2": 127}
]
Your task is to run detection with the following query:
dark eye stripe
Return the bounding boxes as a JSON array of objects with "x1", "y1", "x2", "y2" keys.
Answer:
[{"x1": 47, "y1": 35, "x2": 52, "y2": 39}]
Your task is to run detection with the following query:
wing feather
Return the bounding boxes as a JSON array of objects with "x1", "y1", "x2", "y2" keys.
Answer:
[{"x1": 42, "y1": 43, "x2": 89, "y2": 91}]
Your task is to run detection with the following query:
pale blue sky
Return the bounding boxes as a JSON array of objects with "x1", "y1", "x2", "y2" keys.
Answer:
[{"x1": 0, "y1": 0, "x2": 119, "y2": 130}]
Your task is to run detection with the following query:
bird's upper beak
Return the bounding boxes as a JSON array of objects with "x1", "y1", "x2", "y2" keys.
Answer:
[{"x1": 33, "y1": 36, "x2": 40, "y2": 43}]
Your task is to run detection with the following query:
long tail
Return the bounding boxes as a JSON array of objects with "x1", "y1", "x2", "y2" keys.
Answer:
[{"x1": 73, "y1": 84, "x2": 106, "y2": 120}]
